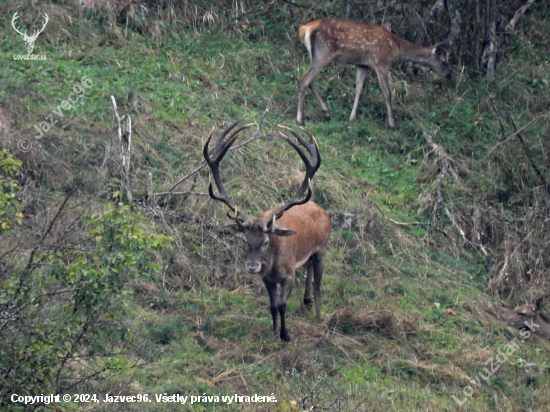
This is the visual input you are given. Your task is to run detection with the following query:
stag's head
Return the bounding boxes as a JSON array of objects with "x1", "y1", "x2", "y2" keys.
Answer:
[
  {"x1": 12, "y1": 12, "x2": 49, "y2": 54},
  {"x1": 203, "y1": 121, "x2": 320, "y2": 274},
  {"x1": 224, "y1": 216, "x2": 298, "y2": 274}
]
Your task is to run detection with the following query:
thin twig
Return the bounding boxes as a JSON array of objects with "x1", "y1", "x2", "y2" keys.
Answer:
[
  {"x1": 486, "y1": 95, "x2": 549, "y2": 192},
  {"x1": 166, "y1": 160, "x2": 208, "y2": 194},
  {"x1": 26, "y1": 190, "x2": 73, "y2": 271},
  {"x1": 485, "y1": 112, "x2": 549, "y2": 158},
  {"x1": 385, "y1": 217, "x2": 430, "y2": 226},
  {"x1": 152, "y1": 191, "x2": 209, "y2": 196}
]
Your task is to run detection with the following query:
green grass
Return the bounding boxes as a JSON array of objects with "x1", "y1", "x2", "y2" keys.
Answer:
[{"x1": 2, "y1": 1, "x2": 550, "y2": 411}]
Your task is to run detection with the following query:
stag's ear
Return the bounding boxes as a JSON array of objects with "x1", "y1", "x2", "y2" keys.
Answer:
[
  {"x1": 535, "y1": 297, "x2": 544, "y2": 312},
  {"x1": 270, "y1": 224, "x2": 297, "y2": 237}
]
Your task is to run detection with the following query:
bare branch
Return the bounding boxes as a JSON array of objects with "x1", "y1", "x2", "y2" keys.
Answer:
[
  {"x1": 422, "y1": 130, "x2": 459, "y2": 181},
  {"x1": 506, "y1": 0, "x2": 536, "y2": 31}
]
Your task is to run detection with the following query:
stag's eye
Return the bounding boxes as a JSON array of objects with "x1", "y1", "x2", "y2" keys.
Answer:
[{"x1": 262, "y1": 238, "x2": 269, "y2": 247}]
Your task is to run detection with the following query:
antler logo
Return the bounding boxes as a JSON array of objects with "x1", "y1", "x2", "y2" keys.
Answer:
[{"x1": 12, "y1": 11, "x2": 49, "y2": 54}]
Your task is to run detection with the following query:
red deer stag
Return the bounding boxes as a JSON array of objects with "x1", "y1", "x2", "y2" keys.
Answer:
[
  {"x1": 502, "y1": 298, "x2": 550, "y2": 339},
  {"x1": 203, "y1": 120, "x2": 331, "y2": 341},
  {"x1": 297, "y1": 18, "x2": 451, "y2": 128}
]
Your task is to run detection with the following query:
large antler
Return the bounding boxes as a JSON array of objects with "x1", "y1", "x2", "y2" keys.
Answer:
[
  {"x1": 203, "y1": 119, "x2": 254, "y2": 223},
  {"x1": 264, "y1": 125, "x2": 321, "y2": 226}
]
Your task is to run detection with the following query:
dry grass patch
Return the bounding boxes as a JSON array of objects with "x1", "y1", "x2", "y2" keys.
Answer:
[{"x1": 327, "y1": 305, "x2": 416, "y2": 339}]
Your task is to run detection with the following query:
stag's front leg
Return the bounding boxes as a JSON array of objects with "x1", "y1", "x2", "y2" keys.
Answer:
[
  {"x1": 312, "y1": 252, "x2": 326, "y2": 324},
  {"x1": 303, "y1": 260, "x2": 313, "y2": 308},
  {"x1": 278, "y1": 277, "x2": 294, "y2": 342},
  {"x1": 263, "y1": 278, "x2": 279, "y2": 337}
]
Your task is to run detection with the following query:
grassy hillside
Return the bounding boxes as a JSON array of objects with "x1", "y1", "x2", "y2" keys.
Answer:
[{"x1": 1, "y1": 1, "x2": 550, "y2": 411}]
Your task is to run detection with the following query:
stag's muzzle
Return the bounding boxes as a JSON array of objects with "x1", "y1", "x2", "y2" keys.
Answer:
[{"x1": 246, "y1": 262, "x2": 262, "y2": 274}]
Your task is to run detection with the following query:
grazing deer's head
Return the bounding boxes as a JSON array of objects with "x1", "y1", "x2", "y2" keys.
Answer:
[
  {"x1": 203, "y1": 120, "x2": 331, "y2": 341},
  {"x1": 429, "y1": 39, "x2": 452, "y2": 80},
  {"x1": 12, "y1": 12, "x2": 49, "y2": 54}
]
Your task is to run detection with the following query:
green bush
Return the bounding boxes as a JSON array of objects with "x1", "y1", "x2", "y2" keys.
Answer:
[
  {"x1": 0, "y1": 202, "x2": 172, "y2": 410},
  {"x1": 0, "y1": 149, "x2": 22, "y2": 233}
]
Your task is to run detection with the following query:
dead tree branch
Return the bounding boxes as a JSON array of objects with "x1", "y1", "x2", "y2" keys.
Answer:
[
  {"x1": 506, "y1": 0, "x2": 536, "y2": 31},
  {"x1": 486, "y1": 96, "x2": 550, "y2": 193},
  {"x1": 422, "y1": 130, "x2": 459, "y2": 181},
  {"x1": 415, "y1": 0, "x2": 445, "y2": 44},
  {"x1": 423, "y1": 130, "x2": 488, "y2": 256},
  {"x1": 111, "y1": 96, "x2": 132, "y2": 201}
]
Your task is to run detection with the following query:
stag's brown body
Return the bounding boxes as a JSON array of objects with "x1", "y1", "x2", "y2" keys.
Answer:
[
  {"x1": 297, "y1": 18, "x2": 451, "y2": 128},
  {"x1": 261, "y1": 202, "x2": 330, "y2": 317},
  {"x1": 257, "y1": 202, "x2": 330, "y2": 279},
  {"x1": 204, "y1": 121, "x2": 331, "y2": 341}
]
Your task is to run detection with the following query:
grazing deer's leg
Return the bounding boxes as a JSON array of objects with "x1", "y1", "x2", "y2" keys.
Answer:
[
  {"x1": 297, "y1": 58, "x2": 331, "y2": 125},
  {"x1": 278, "y1": 277, "x2": 294, "y2": 341},
  {"x1": 303, "y1": 260, "x2": 314, "y2": 307},
  {"x1": 309, "y1": 81, "x2": 330, "y2": 120},
  {"x1": 263, "y1": 278, "x2": 279, "y2": 336},
  {"x1": 374, "y1": 65, "x2": 396, "y2": 129},
  {"x1": 350, "y1": 66, "x2": 368, "y2": 122},
  {"x1": 312, "y1": 252, "x2": 325, "y2": 324}
]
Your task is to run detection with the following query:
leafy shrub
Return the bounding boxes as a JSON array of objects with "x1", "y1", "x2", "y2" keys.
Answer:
[
  {"x1": 0, "y1": 149, "x2": 22, "y2": 232},
  {"x1": 0, "y1": 201, "x2": 172, "y2": 410}
]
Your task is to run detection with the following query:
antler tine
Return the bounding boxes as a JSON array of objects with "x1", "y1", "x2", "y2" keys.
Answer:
[
  {"x1": 267, "y1": 126, "x2": 321, "y2": 221},
  {"x1": 278, "y1": 124, "x2": 321, "y2": 178},
  {"x1": 213, "y1": 122, "x2": 256, "y2": 161},
  {"x1": 277, "y1": 130, "x2": 315, "y2": 202},
  {"x1": 203, "y1": 120, "x2": 254, "y2": 220},
  {"x1": 278, "y1": 124, "x2": 317, "y2": 161},
  {"x1": 213, "y1": 117, "x2": 245, "y2": 155},
  {"x1": 203, "y1": 131, "x2": 234, "y2": 211}
]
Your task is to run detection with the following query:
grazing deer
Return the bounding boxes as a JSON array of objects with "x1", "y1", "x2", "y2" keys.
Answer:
[
  {"x1": 203, "y1": 120, "x2": 331, "y2": 341},
  {"x1": 11, "y1": 11, "x2": 49, "y2": 54},
  {"x1": 503, "y1": 298, "x2": 550, "y2": 339},
  {"x1": 297, "y1": 18, "x2": 451, "y2": 128}
]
